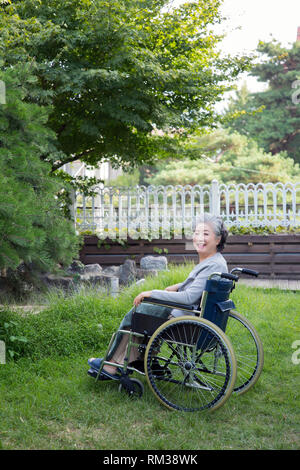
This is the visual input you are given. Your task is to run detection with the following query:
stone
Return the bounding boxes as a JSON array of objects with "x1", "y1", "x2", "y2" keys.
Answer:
[
  {"x1": 41, "y1": 273, "x2": 74, "y2": 289},
  {"x1": 140, "y1": 255, "x2": 167, "y2": 271},
  {"x1": 67, "y1": 260, "x2": 85, "y2": 274},
  {"x1": 119, "y1": 259, "x2": 137, "y2": 285},
  {"x1": 19, "y1": 281, "x2": 34, "y2": 294},
  {"x1": 136, "y1": 268, "x2": 158, "y2": 279},
  {"x1": 82, "y1": 264, "x2": 102, "y2": 275},
  {"x1": 109, "y1": 276, "x2": 119, "y2": 297},
  {"x1": 101, "y1": 265, "x2": 121, "y2": 277},
  {"x1": 78, "y1": 264, "x2": 102, "y2": 281}
]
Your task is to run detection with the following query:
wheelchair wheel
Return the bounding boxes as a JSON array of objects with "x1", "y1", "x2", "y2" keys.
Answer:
[
  {"x1": 226, "y1": 311, "x2": 264, "y2": 395},
  {"x1": 118, "y1": 377, "x2": 144, "y2": 399},
  {"x1": 144, "y1": 316, "x2": 237, "y2": 412}
]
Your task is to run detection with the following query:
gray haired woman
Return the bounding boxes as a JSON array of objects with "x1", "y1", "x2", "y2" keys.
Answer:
[{"x1": 88, "y1": 213, "x2": 228, "y2": 379}]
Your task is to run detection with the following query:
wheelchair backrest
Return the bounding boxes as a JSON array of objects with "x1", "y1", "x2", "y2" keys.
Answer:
[{"x1": 200, "y1": 277, "x2": 236, "y2": 332}]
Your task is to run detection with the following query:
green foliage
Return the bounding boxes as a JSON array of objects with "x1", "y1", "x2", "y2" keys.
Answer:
[
  {"x1": 0, "y1": 0, "x2": 251, "y2": 171},
  {"x1": 153, "y1": 247, "x2": 168, "y2": 255},
  {"x1": 224, "y1": 40, "x2": 300, "y2": 164},
  {"x1": 0, "y1": 319, "x2": 28, "y2": 360},
  {"x1": 0, "y1": 64, "x2": 80, "y2": 272},
  {"x1": 0, "y1": 266, "x2": 192, "y2": 361},
  {"x1": 0, "y1": 295, "x2": 106, "y2": 360},
  {"x1": 107, "y1": 169, "x2": 140, "y2": 188},
  {"x1": 145, "y1": 129, "x2": 300, "y2": 186},
  {"x1": 228, "y1": 225, "x2": 300, "y2": 235},
  {"x1": 80, "y1": 225, "x2": 300, "y2": 245}
]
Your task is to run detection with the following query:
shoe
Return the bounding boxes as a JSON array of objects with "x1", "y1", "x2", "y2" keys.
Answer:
[
  {"x1": 87, "y1": 368, "x2": 112, "y2": 381},
  {"x1": 88, "y1": 357, "x2": 123, "y2": 372},
  {"x1": 87, "y1": 357, "x2": 122, "y2": 380},
  {"x1": 88, "y1": 357, "x2": 103, "y2": 370}
]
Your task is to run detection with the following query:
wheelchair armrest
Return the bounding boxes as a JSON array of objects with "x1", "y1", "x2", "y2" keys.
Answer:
[{"x1": 142, "y1": 297, "x2": 195, "y2": 311}]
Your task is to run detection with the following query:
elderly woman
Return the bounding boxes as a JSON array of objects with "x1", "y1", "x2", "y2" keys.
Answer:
[{"x1": 88, "y1": 213, "x2": 228, "y2": 379}]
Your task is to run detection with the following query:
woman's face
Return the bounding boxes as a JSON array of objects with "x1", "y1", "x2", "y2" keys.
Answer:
[{"x1": 193, "y1": 222, "x2": 221, "y2": 259}]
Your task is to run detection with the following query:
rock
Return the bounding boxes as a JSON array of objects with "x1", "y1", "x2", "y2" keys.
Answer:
[
  {"x1": 41, "y1": 273, "x2": 74, "y2": 289},
  {"x1": 82, "y1": 264, "x2": 102, "y2": 275},
  {"x1": 136, "y1": 268, "x2": 158, "y2": 279},
  {"x1": 101, "y1": 265, "x2": 121, "y2": 277},
  {"x1": 78, "y1": 264, "x2": 102, "y2": 281},
  {"x1": 67, "y1": 260, "x2": 85, "y2": 274},
  {"x1": 119, "y1": 259, "x2": 137, "y2": 285},
  {"x1": 140, "y1": 255, "x2": 167, "y2": 271},
  {"x1": 109, "y1": 277, "x2": 119, "y2": 297},
  {"x1": 37, "y1": 256, "x2": 165, "y2": 296},
  {"x1": 18, "y1": 281, "x2": 34, "y2": 294},
  {"x1": 42, "y1": 263, "x2": 102, "y2": 289}
]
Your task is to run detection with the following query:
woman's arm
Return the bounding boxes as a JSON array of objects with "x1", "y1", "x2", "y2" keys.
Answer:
[
  {"x1": 133, "y1": 284, "x2": 180, "y2": 306},
  {"x1": 132, "y1": 275, "x2": 202, "y2": 308},
  {"x1": 150, "y1": 262, "x2": 223, "y2": 306},
  {"x1": 165, "y1": 283, "x2": 181, "y2": 292}
]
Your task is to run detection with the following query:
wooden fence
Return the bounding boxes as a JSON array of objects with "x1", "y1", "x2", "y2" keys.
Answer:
[{"x1": 80, "y1": 234, "x2": 300, "y2": 279}]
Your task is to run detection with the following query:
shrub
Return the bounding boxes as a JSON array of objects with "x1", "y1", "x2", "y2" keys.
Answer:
[{"x1": 0, "y1": 266, "x2": 192, "y2": 361}]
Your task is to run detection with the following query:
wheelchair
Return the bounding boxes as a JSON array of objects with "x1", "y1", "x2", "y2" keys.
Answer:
[{"x1": 92, "y1": 267, "x2": 264, "y2": 412}]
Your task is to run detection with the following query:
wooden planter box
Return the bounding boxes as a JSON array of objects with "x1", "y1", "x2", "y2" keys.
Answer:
[{"x1": 79, "y1": 234, "x2": 300, "y2": 279}]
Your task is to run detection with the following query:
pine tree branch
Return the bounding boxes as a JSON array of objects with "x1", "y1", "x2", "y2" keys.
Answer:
[{"x1": 270, "y1": 129, "x2": 300, "y2": 154}]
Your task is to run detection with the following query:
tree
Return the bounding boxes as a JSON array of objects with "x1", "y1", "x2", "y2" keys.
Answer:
[
  {"x1": 1, "y1": 0, "x2": 251, "y2": 172},
  {"x1": 0, "y1": 63, "x2": 79, "y2": 275},
  {"x1": 145, "y1": 130, "x2": 300, "y2": 186},
  {"x1": 224, "y1": 40, "x2": 300, "y2": 164}
]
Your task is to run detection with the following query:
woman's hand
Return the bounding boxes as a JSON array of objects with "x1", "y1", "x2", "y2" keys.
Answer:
[
  {"x1": 133, "y1": 290, "x2": 152, "y2": 307},
  {"x1": 165, "y1": 283, "x2": 180, "y2": 292}
]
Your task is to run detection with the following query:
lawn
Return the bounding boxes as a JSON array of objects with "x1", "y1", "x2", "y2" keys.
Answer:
[{"x1": 0, "y1": 265, "x2": 299, "y2": 450}]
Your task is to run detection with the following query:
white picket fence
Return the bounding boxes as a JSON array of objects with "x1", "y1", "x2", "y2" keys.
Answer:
[{"x1": 75, "y1": 180, "x2": 300, "y2": 239}]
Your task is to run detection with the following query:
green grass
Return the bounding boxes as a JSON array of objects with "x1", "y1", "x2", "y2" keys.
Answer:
[{"x1": 0, "y1": 264, "x2": 299, "y2": 450}]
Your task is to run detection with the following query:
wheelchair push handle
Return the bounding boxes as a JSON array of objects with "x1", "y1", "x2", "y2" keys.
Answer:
[
  {"x1": 241, "y1": 268, "x2": 259, "y2": 277},
  {"x1": 207, "y1": 272, "x2": 239, "y2": 282},
  {"x1": 220, "y1": 272, "x2": 239, "y2": 281},
  {"x1": 230, "y1": 267, "x2": 259, "y2": 277}
]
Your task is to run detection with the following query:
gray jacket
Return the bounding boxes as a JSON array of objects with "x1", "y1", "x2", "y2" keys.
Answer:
[{"x1": 151, "y1": 252, "x2": 228, "y2": 317}]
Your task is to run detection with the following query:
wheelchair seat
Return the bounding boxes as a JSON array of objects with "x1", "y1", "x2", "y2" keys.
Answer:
[{"x1": 132, "y1": 275, "x2": 235, "y2": 336}]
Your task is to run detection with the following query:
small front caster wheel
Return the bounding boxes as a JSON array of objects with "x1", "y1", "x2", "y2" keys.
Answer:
[{"x1": 118, "y1": 378, "x2": 144, "y2": 399}]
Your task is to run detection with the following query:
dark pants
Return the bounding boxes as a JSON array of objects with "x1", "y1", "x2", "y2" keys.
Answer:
[{"x1": 107, "y1": 302, "x2": 172, "y2": 361}]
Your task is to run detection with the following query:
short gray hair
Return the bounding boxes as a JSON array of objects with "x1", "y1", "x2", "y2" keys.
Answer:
[{"x1": 193, "y1": 213, "x2": 228, "y2": 252}]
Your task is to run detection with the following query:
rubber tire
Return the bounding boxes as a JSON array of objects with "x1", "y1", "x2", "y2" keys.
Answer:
[
  {"x1": 144, "y1": 316, "x2": 237, "y2": 412},
  {"x1": 226, "y1": 310, "x2": 264, "y2": 395},
  {"x1": 118, "y1": 377, "x2": 144, "y2": 399}
]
